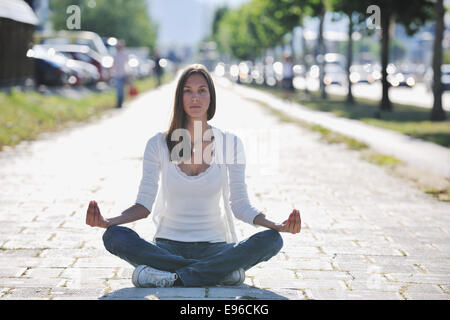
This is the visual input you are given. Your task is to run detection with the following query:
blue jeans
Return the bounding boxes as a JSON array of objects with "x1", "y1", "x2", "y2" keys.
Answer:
[
  {"x1": 114, "y1": 76, "x2": 126, "y2": 108},
  {"x1": 102, "y1": 226, "x2": 283, "y2": 287}
]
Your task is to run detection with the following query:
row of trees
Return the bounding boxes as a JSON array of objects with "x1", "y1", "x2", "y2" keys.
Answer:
[{"x1": 211, "y1": 0, "x2": 447, "y2": 121}]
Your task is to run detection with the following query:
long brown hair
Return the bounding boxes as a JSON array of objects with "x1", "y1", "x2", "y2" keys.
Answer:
[{"x1": 165, "y1": 64, "x2": 216, "y2": 159}]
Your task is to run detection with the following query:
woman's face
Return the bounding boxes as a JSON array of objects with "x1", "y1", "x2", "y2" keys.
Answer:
[{"x1": 182, "y1": 73, "x2": 210, "y2": 122}]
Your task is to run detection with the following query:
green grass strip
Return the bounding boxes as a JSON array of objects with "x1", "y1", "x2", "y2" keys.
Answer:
[{"x1": 0, "y1": 75, "x2": 171, "y2": 150}]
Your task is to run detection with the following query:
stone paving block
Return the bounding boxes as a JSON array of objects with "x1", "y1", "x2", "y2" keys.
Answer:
[
  {"x1": 439, "y1": 284, "x2": 450, "y2": 293},
  {"x1": 39, "y1": 248, "x2": 107, "y2": 259},
  {"x1": 64, "y1": 277, "x2": 108, "y2": 289},
  {"x1": 307, "y1": 288, "x2": 403, "y2": 300},
  {"x1": 335, "y1": 262, "x2": 417, "y2": 274},
  {"x1": 207, "y1": 286, "x2": 291, "y2": 300},
  {"x1": 282, "y1": 246, "x2": 322, "y2": 257},
  {"x1": 0, "y1": 257, "x2": 40, "y2": 268},
  {"x1": 0, "y1": 267, "x2": 27, "y2": 277},
  {"x1": 320, "y1": 246, "x2": 404, "y2": 256},
  {"x1": 403, "y1": 292, "x2": 450, "y2": 300},
  {"x1": 116, "y1": 267, "x2": 134, "y2": 279},
  {"x1": 404, "y1": 283, "x2": 445, "y2": 294},
  {"x1": 297, "y1": 270, "x2": 353, "y2": 281},
  {"x1": 1, "y1": 287, "x2": 51, "y2": 300},
  {"x1": 0, "y1": 287, "x2": 10, "y2": 297},
  {"x1": 35, "y1": 257, "x2": 75, "y2": 268},
  {"x1": 73, "y1": 257, "x2": 129, "y2": 268},
  {"x1": 245, "y1": 267, "x2": 296, "y2": 280},
  {"x1": 0, "y1": 277, "x2": 64, "y2": 288},
  {"x1": 24, "y1": 267, "x2": 64, "y2": 278},
  {"x1": 59, "y1": 267, "x2": 116, "y2": 280},
  {"x1": 51, "y1": 287, "x2": 106, "y2": 300},
  {"x1": 395, "y1": 245, "x2": 446, "y2": 258},
  {"x1": 304, "y1": 288, "x2": 352, "y2": 300},
  {"x1": 345, "y1": 279, "x2": 405, "y2": 292},
  {"x1": 280, "y1": 258, "x2": 334, "y2": 271},
  {"x1": 385, "y1": 273, "x2": 450, "y2": 285},
  {"x1": 105, "y1": 278, "x2": 134, "y2": 291},
  {"x1": 254, "y1": 278, "x2": 347, "y2": 291}
]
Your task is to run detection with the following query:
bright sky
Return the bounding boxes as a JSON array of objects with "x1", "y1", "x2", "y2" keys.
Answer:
[
  {"x1": 148, "y1": 0, "x2": 250, "y2": 49},
  {"x1": 197, "y1": 0, "x2": 250, "y2": 8}
]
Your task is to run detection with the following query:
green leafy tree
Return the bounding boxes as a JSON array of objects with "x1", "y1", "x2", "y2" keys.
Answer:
[
  {"x1": 262, "y1": 0, "x2": 306, "y2": 55},
  {"x1": 50, "y1": 0, "x2": 157, "y2": 51},
  {"x1": 213, "y1": 0, "x2": 305, "y2": 61},
  {"x1": 215, "y1": 5, "x2": 262, "y2": 60}
]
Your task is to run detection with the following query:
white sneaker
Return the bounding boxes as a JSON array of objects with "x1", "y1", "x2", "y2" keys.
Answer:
[
  {"x1": 219, "y1": 268, "x2": 245, "y2": 286},
  {"x1": 132, "y1": 265, "x2": 178, "y2": 288}
]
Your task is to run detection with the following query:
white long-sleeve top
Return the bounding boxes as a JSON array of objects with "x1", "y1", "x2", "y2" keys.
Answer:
[
  {"x1": 156, "y1": 160, "x2": 226, "y2": 242},
  {"x1": 135, "y1": 126, "x2": 261, "y2": 243}
]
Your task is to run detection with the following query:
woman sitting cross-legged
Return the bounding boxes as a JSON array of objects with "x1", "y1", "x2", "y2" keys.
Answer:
[{"x1": 85, "y1": 64, "x2": 301, "y2": 288}]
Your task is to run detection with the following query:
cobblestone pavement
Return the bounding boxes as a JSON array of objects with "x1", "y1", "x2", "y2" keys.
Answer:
[{"x1": 0, "y1": 79, "x2": 449, "y2": 300}]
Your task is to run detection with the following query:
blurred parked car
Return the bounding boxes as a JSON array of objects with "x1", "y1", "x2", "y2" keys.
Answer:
[
  {"x1": 127, "y1": 54, "x2": 154, "y2": 79},
  {"x1": 27, "y1": 47, "x2": 76, "y2": 86},
  {"x1": 250, "y1": 62, "x2": 265, "y2": 85},
  {"x1": 323, "y1": 64, "x2": 346, "y2": 86},
  {"x1": 38, "y1": 44, "x2": 113, "y2": 82},
  {"x1": 29, "y1": 45, "x2": 100, "y2": 86},
  {"x1": 387, "y1": 70, "x2": 416, "y2": 88},
  {"x1": 442, "y1": 64, "x2": 450, "y2": 91},
  {"x1": 349, "y1": 64, "x2": 380, "y2": 84},
  {"x1": 425, "y1": 64, "x2": 450, "y2": 92}
]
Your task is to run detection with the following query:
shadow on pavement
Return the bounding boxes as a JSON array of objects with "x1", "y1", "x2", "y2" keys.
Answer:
[{"x1": 99, "y1": 284, "x2": 289, "y2": 300}]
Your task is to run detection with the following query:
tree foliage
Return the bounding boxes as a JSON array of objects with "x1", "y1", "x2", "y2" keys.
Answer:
[{"x1": 213, "y1": 0, "x2": 305, "y2": 60}]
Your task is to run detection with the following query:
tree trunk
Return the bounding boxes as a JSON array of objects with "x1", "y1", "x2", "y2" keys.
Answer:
[
  {"x1": 301, "y1": 26, "x2": 310, "y2": 94},
  {"x1": 380, "y1": 9, "x2": 392, "y2": 111},
  {"x1": 291, "y1": 29, "x2": 296, "y2": 59},
  {"x1": 431, "y1": 0, "x2": 446, "y2": 121},
  {"x1": 346, "y1": 12, "x2": 354, "y2": 104},
  {"x1": 318, "y1": 4, "x2": 327, "y2": 99}
]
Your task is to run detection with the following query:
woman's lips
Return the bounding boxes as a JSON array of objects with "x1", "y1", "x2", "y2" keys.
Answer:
[{"x1": 190, "y1": 106, "x2": 201, "y2": 108}]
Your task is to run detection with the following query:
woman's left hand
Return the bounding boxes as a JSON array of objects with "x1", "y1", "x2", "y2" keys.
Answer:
[{"x1": 277, "y1": 209, "x2": 301, "y2": 234}]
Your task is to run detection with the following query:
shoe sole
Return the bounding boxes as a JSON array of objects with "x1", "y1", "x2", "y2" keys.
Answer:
[
  {"x1": 132, "y1": 265, "x2": 146, "y2": 288},
  {"x1": 236, "y1": 268, "x2": 245, "y2": 286}
]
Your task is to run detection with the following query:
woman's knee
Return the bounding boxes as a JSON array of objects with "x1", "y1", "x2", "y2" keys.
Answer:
[
  {"x1": 256, "y1": 229, "x2": 283, "y2": 256},
  {"x1": 102, "y1": 225, "x2": 128, "y2": 252}
]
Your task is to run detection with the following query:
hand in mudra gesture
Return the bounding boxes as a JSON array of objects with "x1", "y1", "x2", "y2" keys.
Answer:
[
  {"x1": 277, "y1": 209, "x2": 301, "y2": 234},
  {"x1": 86, "y1": 200, "x2": 109, "y2": 228}
]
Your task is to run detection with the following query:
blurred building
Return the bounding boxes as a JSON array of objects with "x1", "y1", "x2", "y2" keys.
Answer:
[{"x1": 0, "y1": 0, "x2": 39, "y2": 87}]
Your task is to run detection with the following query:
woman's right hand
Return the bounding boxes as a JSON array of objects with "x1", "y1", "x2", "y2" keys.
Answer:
[{"x1": 86, "y1": 200, "x2": 110, "y2": 228}]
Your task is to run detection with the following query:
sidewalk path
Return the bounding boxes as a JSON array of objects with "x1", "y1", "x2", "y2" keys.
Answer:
[{"x1": 0, "y1": 80, "x2": 449, "y2": 300}]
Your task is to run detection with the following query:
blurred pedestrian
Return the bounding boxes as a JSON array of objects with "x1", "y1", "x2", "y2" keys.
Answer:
[
  {"x1": 282, "y1": 54, "x2": 294, "y2": 95},
  {"x1": 153, "y1": 49, "x2": 164, "y2": 86},
  {"x1": 86, "y1": 64, "x2": 301, "y2": 288},
  {"x1": 113, "y1": 40, "x2": 130, "y2": 108}
]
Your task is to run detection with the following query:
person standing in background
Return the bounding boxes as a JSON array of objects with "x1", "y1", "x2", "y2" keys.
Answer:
[
  {"x1": 113, "y1": 40, "x2": 130, "y2": 108},
  {"x1": 282, "y1": 54, "x2": 294, "y2": 95},
  {"x1": 153, "y1": 49, "x2": 164, "y2": 87}
]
